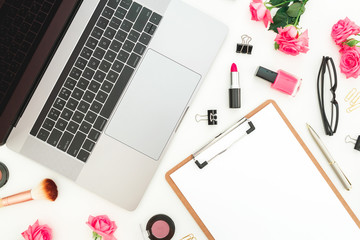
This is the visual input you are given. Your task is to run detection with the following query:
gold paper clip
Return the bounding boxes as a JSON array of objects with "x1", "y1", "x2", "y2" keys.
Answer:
[
  {"x1": 180, "y1": 234, "x2": 197, "y2": 240},
  {"x1": 345, "y1": 88, "x2": 360, "y2": 113}
]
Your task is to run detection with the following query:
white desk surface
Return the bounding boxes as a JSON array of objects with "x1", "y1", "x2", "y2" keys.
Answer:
[{"x1": 1, "y1": 0, "x2": 360, "y2": 239}]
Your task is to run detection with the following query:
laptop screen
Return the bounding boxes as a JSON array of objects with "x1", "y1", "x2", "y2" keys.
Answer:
[
  {"x1": 0, "y1": 0, "x2": 62, "y2": 115},
  {"x1": 0, "y1": 0, "x2": 81, "y2": 144}
]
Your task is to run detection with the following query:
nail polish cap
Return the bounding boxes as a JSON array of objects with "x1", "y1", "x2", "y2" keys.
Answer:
[{"x1": 255, "y1": 66, "x2": 277, "y2": 83}]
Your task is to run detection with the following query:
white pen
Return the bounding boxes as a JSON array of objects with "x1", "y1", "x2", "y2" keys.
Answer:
[{"x1": 307, "y1": 123, "x2": 352, "y2": 191}]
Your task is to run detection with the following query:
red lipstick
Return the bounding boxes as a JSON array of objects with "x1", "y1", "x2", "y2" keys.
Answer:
[
  {"x1": 229, "y1": 63, "x2": 241, "y2": 108},
  {"x1": 231, "y1": 63, "x2": 237, "y2": 72}
]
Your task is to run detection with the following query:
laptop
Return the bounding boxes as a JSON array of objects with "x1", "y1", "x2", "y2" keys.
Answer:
[{"x1": 1, "y1": 0, "x2": 227, "y2": 210}]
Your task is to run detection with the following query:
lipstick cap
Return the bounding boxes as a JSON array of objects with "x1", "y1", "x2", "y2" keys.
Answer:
[
  {"x1": 256, "y1": 66, "x2": 277, "y2": 83},
  {"x1": 229, "y1": 88, "x2": 241, "y2": 108}
]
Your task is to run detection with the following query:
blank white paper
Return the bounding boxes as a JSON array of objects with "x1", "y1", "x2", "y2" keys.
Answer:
[{"x1": 170, "y1": 103, "x2": 360, "y2": 240}]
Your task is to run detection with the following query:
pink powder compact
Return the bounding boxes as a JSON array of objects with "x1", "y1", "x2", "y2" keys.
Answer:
[{"x1": 146, "y1": 214, "x2": 175, "y2": 240}]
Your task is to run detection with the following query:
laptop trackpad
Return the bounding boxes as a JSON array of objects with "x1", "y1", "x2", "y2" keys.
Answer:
[{"x1": 105, "y1": 49, "x2": 200, "y2": 160}]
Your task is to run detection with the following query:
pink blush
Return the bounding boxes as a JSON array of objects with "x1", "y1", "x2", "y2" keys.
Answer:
[{"x1": 151, "y1": 220, "x2": 170, "y2": 238}]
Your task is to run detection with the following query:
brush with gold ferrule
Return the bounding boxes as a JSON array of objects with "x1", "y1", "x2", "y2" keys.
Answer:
[{"x1": 0, "y1": 178, "x2": 58, "y2": 207}]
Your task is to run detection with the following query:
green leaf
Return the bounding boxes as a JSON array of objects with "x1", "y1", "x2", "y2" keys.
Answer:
[
  {"x1": 274, "y1": 42, "x2": 280, "y2": 50},
  {"x1": 286, "y1": 2, "x2": 305, "y2": 18},
  {"x1": 269, "y1": 0, "x2": 291, "y2": 7},
  {"x1": 345, "y1": 39, "x2": 360, "y2": 47},
  {"x1": 93, "y1": 232, "x2": 102, "y2": 240},
  {"x1": 269, "y1": 0, "x2": 287, "y2": 5},
  {"x1": 269, "y1": 7, "x2": 290, "y2": 33}
]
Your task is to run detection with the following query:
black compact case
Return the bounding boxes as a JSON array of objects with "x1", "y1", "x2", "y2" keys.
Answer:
[{"x1": 0, "y1": 162, "x2": 9, "y2": 188}]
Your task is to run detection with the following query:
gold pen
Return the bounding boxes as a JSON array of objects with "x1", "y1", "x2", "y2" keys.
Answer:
[{"x1": 307, "y1": 124, "x2": 352, "y2": 191}]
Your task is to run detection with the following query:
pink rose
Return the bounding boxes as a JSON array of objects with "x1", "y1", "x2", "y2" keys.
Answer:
[
  {"x1": 331, "y1": 17, "x2": 360, "y2": 45},
  {"x1": 87, "y1": 215, "x2": 117, "y2": 240},
  {"x1": 339, "y1": 45, "x2": 360, "y2": 78},
  {"x1": 22, "y1": 220, "x2": 52, "y2": 240},
  {"x1": 274, "y1": 26, "x2": 309, "y2": 56},
  {"x1": 249, "y1": 0, "x2": 273, "y2": 28}
]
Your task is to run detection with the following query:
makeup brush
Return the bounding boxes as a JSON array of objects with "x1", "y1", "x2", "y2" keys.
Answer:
[{"x1": 0, "y1": 178, "x2": 58, "y2": 208}]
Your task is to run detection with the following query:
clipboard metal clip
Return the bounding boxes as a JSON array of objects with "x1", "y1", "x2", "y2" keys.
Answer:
[{"x1": 194, "y1": 120, "x2": 255, "y2": 169}]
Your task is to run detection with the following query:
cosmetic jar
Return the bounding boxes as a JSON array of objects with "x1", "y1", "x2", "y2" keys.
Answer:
[
  {"x1": 146, "y1": 214, "x2": 175, "y2": 240},
  {"x1": 0, "y1": 162, "x2": 9, "y2": 188}
]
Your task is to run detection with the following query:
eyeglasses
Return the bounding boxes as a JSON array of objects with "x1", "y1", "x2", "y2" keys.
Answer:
[{"x1": 317, "y1": 56, "x2": 339, "y2": 136}]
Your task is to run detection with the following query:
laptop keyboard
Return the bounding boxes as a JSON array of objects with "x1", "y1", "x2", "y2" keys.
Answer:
[
  {"x1": 0, "y1": 0, "x2": 61, "y2": 115},
  {"x1": 30, "y1": 0, "x2": 162, "y2": 162}
]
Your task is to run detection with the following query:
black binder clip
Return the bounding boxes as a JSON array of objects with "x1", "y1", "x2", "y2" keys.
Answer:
[
  {"x1": 345, "y1": 135, "x2": 360, "y2": 151},
  {"x1": 236, "y1": 35, "x2": 253, "y2": 54},
  {"x1": 195, "y1": 110, "x2": 217, "y2": 125}
]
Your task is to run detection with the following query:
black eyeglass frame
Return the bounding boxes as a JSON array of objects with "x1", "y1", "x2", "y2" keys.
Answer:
[{"x1": 317, "y1": 56, "x2": 339, "y2": 136}]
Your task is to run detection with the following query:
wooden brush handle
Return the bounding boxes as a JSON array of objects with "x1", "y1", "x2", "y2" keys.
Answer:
[{"x1": 0, "y1": 190, "x2": 33, "y2": 207}]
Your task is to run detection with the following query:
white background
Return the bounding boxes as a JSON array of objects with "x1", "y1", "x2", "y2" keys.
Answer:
[{"x1": 1, "y1": 0, "x2": 360, "y2": 239}]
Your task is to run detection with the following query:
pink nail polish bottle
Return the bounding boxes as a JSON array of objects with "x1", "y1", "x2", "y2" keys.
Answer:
[{"x1": 255, "y1": 66, "x2": 302, "y2": 96}]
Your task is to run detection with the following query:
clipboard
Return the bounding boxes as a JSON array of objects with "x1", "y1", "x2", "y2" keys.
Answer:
[{"x1": 166, "y1": 100, "x2": 360, "y2": 240}]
